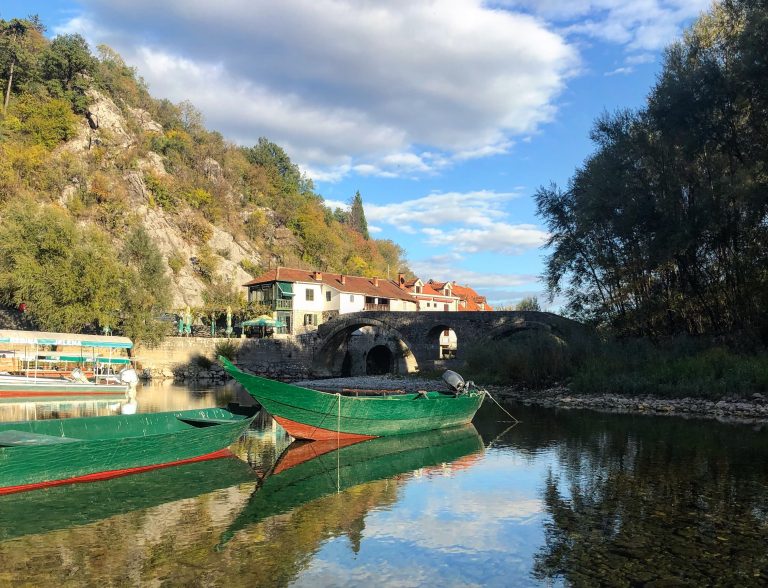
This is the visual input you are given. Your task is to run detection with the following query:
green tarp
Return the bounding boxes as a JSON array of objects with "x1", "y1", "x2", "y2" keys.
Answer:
[{"x1": 276, "y1": 282, "x2": 294, "y2": 297}]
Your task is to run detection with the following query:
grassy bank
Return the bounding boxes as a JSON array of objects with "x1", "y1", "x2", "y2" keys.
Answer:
[{"x1": 464, "y1": 332, "x2": 768, "y2": 400}]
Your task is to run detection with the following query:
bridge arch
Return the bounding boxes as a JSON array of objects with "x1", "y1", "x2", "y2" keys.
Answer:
[
  {"x1": 425, "y1": 323, "x2": 458, "y2": 360},
  {"x1": 314, "y1": 317, "x2": 418, "y2": 377}
]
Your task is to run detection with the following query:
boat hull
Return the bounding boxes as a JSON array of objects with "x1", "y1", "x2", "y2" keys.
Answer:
[
  {"x1": 0, "y1": 376, "x2": 129, "y2": 399},
  {"x1": 0, "y1": 408, "x2": 254, "y2": 494},
  {"x1": 220, "y1": 357, "x2": 485, "y2": 440}
]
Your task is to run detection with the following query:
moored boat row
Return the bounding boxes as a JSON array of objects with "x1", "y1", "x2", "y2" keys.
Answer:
[{"x1": 0, "y1": 341, "x2": 488, "y2": 504}]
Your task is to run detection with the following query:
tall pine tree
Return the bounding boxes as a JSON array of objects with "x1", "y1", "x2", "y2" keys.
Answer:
[{"x1": 349, "y1": 191, "x2": 370, "y2": 240}]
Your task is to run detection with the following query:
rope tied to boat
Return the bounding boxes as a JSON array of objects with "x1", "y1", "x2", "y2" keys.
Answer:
[
  {"x1": 481, "y1": 388, "x2": 520, "y2": 424},
  {"x1": 336, "y1": 392, "x2": 341, "y2": 493}
]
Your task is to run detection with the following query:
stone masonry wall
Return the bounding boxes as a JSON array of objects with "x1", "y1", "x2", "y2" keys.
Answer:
[{"x1": 136, "y1": 333, "x2": 319, "y2": 381}]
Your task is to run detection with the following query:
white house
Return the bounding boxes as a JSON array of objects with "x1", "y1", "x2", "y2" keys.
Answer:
[
  {"x1": 243, "y1": 267, "x2": 418, "y2": 334},
  {"x1": 397, "y1": 276, "x2": 460, "y2": 312}
]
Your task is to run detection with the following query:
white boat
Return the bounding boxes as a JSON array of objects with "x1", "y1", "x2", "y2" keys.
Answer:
[{"x1": 0, "y1": 330, "x2": 138, "y2": 399}]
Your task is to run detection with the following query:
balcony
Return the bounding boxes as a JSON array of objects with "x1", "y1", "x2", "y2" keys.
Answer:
[
  {"x1": 364, "y1": 303, "x2": 390, "y2": 311},
  {"x1": 274, "y1": 299, "x2": 293, "y2": 310}
]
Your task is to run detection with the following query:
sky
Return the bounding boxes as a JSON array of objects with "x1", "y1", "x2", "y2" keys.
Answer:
[{"x1": 2, "y1": 0, "x2": 711, "y2": 308}]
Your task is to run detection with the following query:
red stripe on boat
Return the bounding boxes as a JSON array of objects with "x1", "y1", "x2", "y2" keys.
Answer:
[
  {"x1": 0, "y1": 449, "x2": 233, "y2": 496},
  {"x1": 0, "y1": 390, "x2": 124, "y2": 397},
  {"x1": 273, "y1": 416, "x2": 377, "y2": 441}
]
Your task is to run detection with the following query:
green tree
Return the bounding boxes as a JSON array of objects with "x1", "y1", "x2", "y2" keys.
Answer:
[
  {"x1": 0, "y1": 200, "x2": 125, "y2": 332},
  {"x1": 40, "y1": 33, "x2": 95, "y2": 112},
  {"x1": 348, "y1": 191, "x2": 370, "y2": 239},
  {"x1": 516, "y1": 296, "x2": 541, "y2": 311},
  {"x1": 536, "y1": 0, "x2": 768, "y2": 340},
  {"x1": 0, "y1": 17, "x2": 45, "y2": 114}
]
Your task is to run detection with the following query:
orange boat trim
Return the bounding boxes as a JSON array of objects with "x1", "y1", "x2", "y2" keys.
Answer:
[
  {"x1": 273, "y1": 415, "x2": 377, "y2": 441},
  {"x1": 0, "y1": 449, "x2": 233, "y2": 496}
]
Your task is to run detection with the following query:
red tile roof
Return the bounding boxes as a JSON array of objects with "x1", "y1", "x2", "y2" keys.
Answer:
[
  {"x1": 243, "y1": 267, "x2": 416, "y2": 302},
  {"x1": 451, "y1": 282, "x2": 493, "y2": 311}
]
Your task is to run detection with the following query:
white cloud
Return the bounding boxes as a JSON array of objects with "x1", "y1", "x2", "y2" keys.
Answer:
[
  {"x1": 605, "y1": 66, "x2": 634, "y2": 76},
  {"x1": 65, "y1": 0, "x2": 577, "y2": 181},
  {"x1": 365, "y1": 190, "x2": 521, "y2": 229},
  {"x1": 410, "y1": 260, "x2": 539, "y2": 287},
  {"x1": 497, "y1": 0, "x2": 710, "y2": 66},
  {"x1": 363, "y1": 190, "x2": 548, "y2": 256},
  {"x1": 422, "y1": 223, "x2": 548, "y2": 254},
  {"x1": 321, "y1": 199, "x2": 349, "y2": 211}
]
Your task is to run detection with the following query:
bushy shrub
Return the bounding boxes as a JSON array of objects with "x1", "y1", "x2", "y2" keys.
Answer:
[
  {"x1": 214, "y1": 339, "x2": 240, "y2": 361},
  {"x1": 144, "y1": 173, "x2": 176, "y2": 210},
  {"x1": 10, "y1": 95, "x2": 77, "y2": 148},
  {"x1": 168, "y1": 252, "x2": 185, "y2": 275},
  {"x1": 465, "y1": 330, "x2": 578, "y2": 388},
  {"x1": 239, "y1": 258, "x2": 261, "y2": 277}
]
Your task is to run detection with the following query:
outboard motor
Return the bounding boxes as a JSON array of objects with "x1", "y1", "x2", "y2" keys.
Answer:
[
  {"x1": 442, "y1": 370, "x2": 466, "y2": 395},
  {"x1": 119, "y1": 367, "x2": 139, "y2": 390}
]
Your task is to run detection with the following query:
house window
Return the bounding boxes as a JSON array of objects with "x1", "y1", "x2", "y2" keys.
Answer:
[
  {"x1": 304, "y1": 314, "x2": 316, "y2": 326},
  {"x1": 415, "y1": 286, "x2": 422, "y2": 294},
  {"x1": 444, "y1": 304, "x2": 449, "y2": 311},
  {"x1": 350, "y1": 294, "x2": 354, "y2": 302},
  {"x1": 305, "y1": 288, "x2": 314, "y2": 301},
  {"x1": 326, "y1": 291, "x2": 332, "y2": 302}
]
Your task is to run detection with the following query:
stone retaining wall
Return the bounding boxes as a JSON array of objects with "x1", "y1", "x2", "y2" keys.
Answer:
[{"x1": 135, "y1": 333, "x2": 319, "y2": 381}]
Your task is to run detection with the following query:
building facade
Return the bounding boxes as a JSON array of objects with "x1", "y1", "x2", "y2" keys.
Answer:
[{"x1": 243, "y1": 267, "x2": 418, "y2": 334}]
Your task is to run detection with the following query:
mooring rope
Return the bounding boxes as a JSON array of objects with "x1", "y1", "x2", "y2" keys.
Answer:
[
  {"x1": 482, "y1": 389, "x2": 520, "y2": 424},
  {"x1": 336, "y1": 392, "x2": 341, "y2": 493}
]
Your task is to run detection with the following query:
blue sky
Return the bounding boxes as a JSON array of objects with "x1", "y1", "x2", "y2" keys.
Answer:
[{"x1": 3, "y1": 1, "x2": 710, "y2": 308}]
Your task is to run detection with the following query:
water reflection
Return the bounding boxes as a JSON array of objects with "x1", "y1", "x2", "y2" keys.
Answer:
[
  {"x1": 523, "y1": 409, "x2": 768, "y2": 586},
  {"x1": 0, "y1": 383, "x2": 765, "y2": 586},
  {"x1": 220, "y1": 425, "x2": 484, "y2": 547}
]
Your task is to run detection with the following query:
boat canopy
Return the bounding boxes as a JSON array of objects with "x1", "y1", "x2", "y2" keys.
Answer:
[{"x1": 0, "y1": 330, "x2": 133, "y2": 349}]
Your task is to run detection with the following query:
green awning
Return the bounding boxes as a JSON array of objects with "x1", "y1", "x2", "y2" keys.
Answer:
[
  {"x1": 241, "y1": 316, "x2": 286, "y2": 327},
  {"x1": 277, "y1": 282, "x2": 294, "y2": 297},
  {"x1": 0, "y1": 330, "x2": 133, "y2": 349}
]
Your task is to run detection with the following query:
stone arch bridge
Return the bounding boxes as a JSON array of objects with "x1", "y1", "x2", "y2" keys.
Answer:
[{"x1": 313, "y1": 311, "x2": 587, "y2": 377}]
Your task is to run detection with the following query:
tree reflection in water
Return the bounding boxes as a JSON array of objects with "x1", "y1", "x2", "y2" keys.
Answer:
[{"x1": 529, "y1": 412, "x2": 768, "y2": 586}]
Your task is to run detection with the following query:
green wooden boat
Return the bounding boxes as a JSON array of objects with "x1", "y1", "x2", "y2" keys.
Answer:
[
  {"x1": 219, "y1": 357, "x2": 486, "y2": 440},
  {"x1": 219, "y1": 424, "x2": 484, "y2": 545},
  {"x1": 0, "y1": 454, "x2": 256, "y2": 542},
  {"x1": 0, "y1": 407, "x2": 254, "y2": 495}
]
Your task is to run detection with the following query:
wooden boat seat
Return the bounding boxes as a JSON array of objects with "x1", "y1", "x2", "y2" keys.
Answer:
[
  {"x1": 177, "y1": 416, "x2": 241, "y2": 427},
  {"x1": 0, "y1": 430, "x2": 82, "y2": 447}
]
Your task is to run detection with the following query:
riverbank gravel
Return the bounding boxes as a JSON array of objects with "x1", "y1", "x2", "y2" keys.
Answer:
[{"x1": 294, "y1": 375, "x2": 768, "y2": 423}]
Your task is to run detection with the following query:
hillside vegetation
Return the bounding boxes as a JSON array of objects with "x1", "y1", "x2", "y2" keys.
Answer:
[{"x1": 0, "y1": 17, "x2": 409, "y2": 343}]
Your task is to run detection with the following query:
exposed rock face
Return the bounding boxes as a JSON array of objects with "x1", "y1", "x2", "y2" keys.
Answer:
[
  {"x1": 57, "y1": 89, "x2": 262, "y2": 309},
  {"x1": 136, "y1": 152, "x2": 168, "y2": 177},
  {"x1": 127, "y1": 106, "x2": 164, "y2": 133},
  {"x1": 64, "y1": 89, "x2": 134, "y2": 153}
]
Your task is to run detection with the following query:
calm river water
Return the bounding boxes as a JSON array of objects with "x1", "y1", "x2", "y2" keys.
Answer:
[{"x1": 0, "y1": 380, "x2": 766, "y2": 587}]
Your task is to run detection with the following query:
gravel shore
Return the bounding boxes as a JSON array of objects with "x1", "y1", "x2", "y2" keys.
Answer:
[{"x1": 294, "y1": 375, "x2": 768, "y2": 423}]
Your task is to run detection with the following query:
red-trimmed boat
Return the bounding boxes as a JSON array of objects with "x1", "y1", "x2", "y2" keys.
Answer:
[
  {"x1": 220, "y1": 357, "x2": 485, "y2": 440},
  {"x1": 0, "y1": 407, "x2": 254, "y2": 495}
]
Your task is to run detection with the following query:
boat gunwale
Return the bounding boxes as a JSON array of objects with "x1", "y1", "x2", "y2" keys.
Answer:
[{"x1": 0, "y1": 408, "x2": 252, "y2": 448}]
